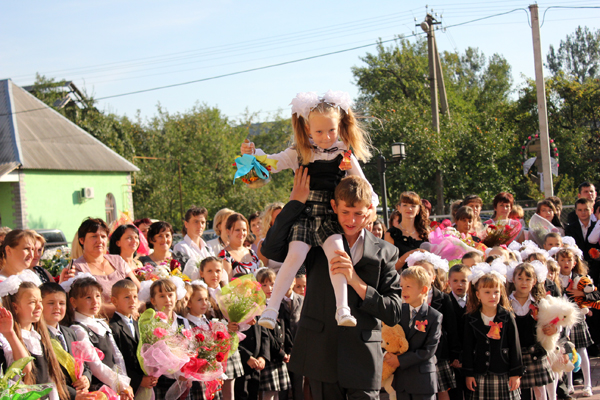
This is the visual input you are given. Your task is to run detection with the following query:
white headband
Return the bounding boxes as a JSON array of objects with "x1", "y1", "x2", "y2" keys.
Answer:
[
  {"x1": 548, "y1": 245, "x2": 584, "y2": 260},
  {"x1": 190, "y1": 280, "x2": 208, "y2": 289},
  {"x1": 138, "y1": 276, "x2": 187, "y2": 304},
  {"x1": 406, "y1": 251, "x2": 449, "y2": 273},
  {"x1": 468, "y1": 261, "x2": 508, "y2": 285},
  {"x1": 290, "y1": 90, "x2": 352, "y2": 120},
  {"x1": 59, "y1": 272, "x2": 96, "y2": 293},
  {"x1": 0, "y1": 269, "x2": 42, "y2": 298},
  {"x1": 507, "y1": 260, "x2": 547, "y2": 283}
]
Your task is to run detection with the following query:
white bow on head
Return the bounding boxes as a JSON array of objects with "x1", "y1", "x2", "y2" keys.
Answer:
[
  {"x1": 0, "y1": 269, "x2": 43, "y2": 298},
  {"x1": 290, "y1": 90, "x2": 353, "y2": 120}
]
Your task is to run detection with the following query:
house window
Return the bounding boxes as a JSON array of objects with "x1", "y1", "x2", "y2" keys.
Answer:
[{"x1": 105, "y1": 193, "x2": 117, "y2": 225}]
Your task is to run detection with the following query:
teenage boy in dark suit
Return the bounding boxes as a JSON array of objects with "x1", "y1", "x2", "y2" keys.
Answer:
[{"x1": 262, "y1": 169, "x2": 402, "y2": 400}]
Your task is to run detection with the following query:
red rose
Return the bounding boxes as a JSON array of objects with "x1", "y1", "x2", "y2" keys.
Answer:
[
  {"x1": 215, "y1": 352, "x2": 225, "y2": 362},
  {"x1": 589, "y1": 248, "x2": 600, "y2": 260},
  {"x1": 195, "y1": 333, "x2": 205, "y2": 342},
  {"x1": 169, "y1": 259, "x2": 180, "y2": 271},
  {"x1": 215, "y1": 331, "x2": 226, "y2": 340}
]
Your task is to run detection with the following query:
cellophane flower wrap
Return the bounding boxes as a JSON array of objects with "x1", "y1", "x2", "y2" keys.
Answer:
[
  {"x1": 420, "y1": 226, "x2": 486, "y2": 261},
  {"x1": 40, "y1": 246, "x2": 71, "y2": 278},
  {"x1": 482, "y1": 219, "x2": 521, "y2": 247},
  {"x1": 135, "y1": 260, "x2": 190, "y2": 282},
  {"x1": 233, "y1": 154, "x2": 278, "y2": 188},
  {"x1": 528, "y1": 213, "x2": 559, "y2": 247},
  {"x1": 177, "y1": 320, "x2": 232, "y2": 399},
  {"x1": 136, "y1": 308, "x2": 195, "y2": 400},
  {"x1": 0, "y1": 357, "x2": 54, "y2": 400}
]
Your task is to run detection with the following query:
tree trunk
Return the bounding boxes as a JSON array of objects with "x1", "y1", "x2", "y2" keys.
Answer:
[{"x1": 435, "y1": 170, "x2": 444, "y2": 215}]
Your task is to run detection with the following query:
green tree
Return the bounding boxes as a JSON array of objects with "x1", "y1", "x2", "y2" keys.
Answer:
[{"x1": 547, "y1": 26, "x2": 600, "y2": 83}]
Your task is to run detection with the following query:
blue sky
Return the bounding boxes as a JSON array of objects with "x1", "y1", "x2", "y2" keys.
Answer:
[{"x1": 1, "y1": 1, "x2": 599, "y2": 123}]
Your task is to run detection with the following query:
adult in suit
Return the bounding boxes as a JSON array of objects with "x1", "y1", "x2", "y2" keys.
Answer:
[
  {"x1": 566, "y1": 182, "x2": 597, "y2": 226},
  {"x1": 48, "y1": 324, "x2": 93, "y2": 400},
  {"x1": 109, "y1": 312, "x2": 145, "y2": 394},
  {"x1": 565, "y1": 198, "x2": 599, "y2": 283},
  {"x1": 261, "y1": 170, "x2": 402, "y2": 400}
]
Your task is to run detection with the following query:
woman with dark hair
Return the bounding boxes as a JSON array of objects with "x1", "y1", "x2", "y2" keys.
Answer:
[
  {"x1": 174, "y1": 206, "x2": 213, "y2": 261},
  {"x1": 371, "y1": 219, "x2": 386, "y2": 239},
  {"x1": 109, "y1": 224, "x2": 142, "y2": 272},
  {"x1": 537, "y1": 199, "x2": 564, "y2": 235},
  {"x1": 138, "y1": 221, "x2": 189, "y2": 268},
  {"x1": 72, "y1": 218, "x2": 141, "y2": 314},
  {"x1": 384, "y1": 191, "x2": 430, "y2": 270},
  {"x1": 133, "y1": 217, "x2": 152, "y2": 241},
  {"x1": 487, "y1": 192, "x2": 514, "y2": 224}
]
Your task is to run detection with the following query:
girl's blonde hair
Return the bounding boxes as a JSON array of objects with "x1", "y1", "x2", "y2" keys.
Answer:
[
  {"x1": 175, "y1": 282, "x2": 194, "y2": 316},
  {"x1": 556, "y1": 248, "x2": 588, "y2": 276},
  {"x1": 64, "y1": 277, "x2": 104, "y2": 325},
  {"x1": 546, "y1": 259, "x2": 562, "y2": 295},
  {"x1": 292, "y1": 101, "x2": 371, "y2": 165},
  {"x1": 213, "y1": 208, "x2": 235, "y2": 236},
  {"x1": 508, "y1": 263, "x2": 546, "y2": 302},
  {"x1": 261, "y1": 202, "x2": 285, "y2": 238},
  {"x1": 3, "y1": 282, "x2": 69, "y2": 400},
  {"x1": 467, "y1": 273, "x2": 512, "y2": 314}
]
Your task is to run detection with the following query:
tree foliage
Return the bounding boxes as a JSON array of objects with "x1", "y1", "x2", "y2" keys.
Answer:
[{"x1": 547, "y1": 26, "x2": 600, "y2": 83}]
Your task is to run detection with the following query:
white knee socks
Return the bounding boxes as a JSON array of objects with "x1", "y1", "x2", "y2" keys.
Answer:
[
  {"x1": 322, "y1": 234, "x2": 350, "y2": 312},
  {"x1": 265, "y1": 241, "x2": 311, "y2": 312}
]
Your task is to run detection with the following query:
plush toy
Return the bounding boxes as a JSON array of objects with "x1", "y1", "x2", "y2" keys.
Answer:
[
  {"x1": 551, "y1": 339, "x2": 581, "y2": 374},
  {"x1": 536, "y1": 296, "x2": 583, "y2": 371},
  {"x1": 381, "y1": 323, "x2": 409, "y2": 400},
  {"x1": 568, "y1": 275, "x2": 600, "y2": 310}
]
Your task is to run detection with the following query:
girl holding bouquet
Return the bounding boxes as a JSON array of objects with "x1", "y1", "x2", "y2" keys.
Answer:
[
  {"x1": 64, "y1": 276, "x2": 133, "y2": 399},
  {"x1": 0, "y1": 277, "x2": 70, "y2": 400},
  {"x1": 256, "y1": 269, "x2": 290, "y2": 400},
  {"x1": 200, "y1": 257, "x2": 244, "y2": 400},
  {"x1": 241, "y1": 90, "x2": 377, "y2": 329}
]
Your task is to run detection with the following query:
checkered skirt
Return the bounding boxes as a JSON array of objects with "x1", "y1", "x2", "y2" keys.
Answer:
[
  {"x1": 224, "y1": 349, "x2": 244, "y2": 380},
  {"x1": 569, "y1": 320, "x2": 594, "y2": 349},
  {"x1": 259, "y1": 361, "x2": 291, "y2": 392},
  {"x1": 189, "y1": 382, "x2": 222, "y2": 400},
  {"x1": 288, "y1": 191, "x2": 344, "y2": 247},
  {"x1": 520, "y1": 351, "x2": 554, "y2": 388},
  {"x1": 437, "y1": 359, "x2": 457, "y2": 392},
  {"x1": 465, "y1": 374, "x2": 520, "y2": 400}
]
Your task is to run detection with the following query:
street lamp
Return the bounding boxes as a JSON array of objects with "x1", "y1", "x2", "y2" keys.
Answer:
[{"x1": 372, "y1": 142, "x2": 406, "y2": 228}]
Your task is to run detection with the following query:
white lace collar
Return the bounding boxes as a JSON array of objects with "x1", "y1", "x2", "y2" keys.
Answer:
[
  {"x1": 21, "y1": 328, "x2": 43, "y2": 356},
  {"x1": 74, "y1": 311, "x2": 109, "y2": 336},
  {"x1": 186, "y1": 313, "x2": 209, "y2": 329}
]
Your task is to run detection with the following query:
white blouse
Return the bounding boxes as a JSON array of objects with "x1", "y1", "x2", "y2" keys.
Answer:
[
  {"x1": 175, "y1": 235, "x2": 214, "y2": 261},
  {"x1": 509, "y1": 292, "x2": 535, "y2": 317},
  {"x1": 254, "y1": 140, "x2": 379, "y2": 207},
  {"x1": 70, "y1": 312, "x2": 131, "y2": 392},
  {"x1": 186, "y1": 314, "x2": 210, "y2": 329}
]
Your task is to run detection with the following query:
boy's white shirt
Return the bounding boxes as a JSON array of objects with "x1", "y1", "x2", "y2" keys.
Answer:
[{"x1": 175, "y1": 234, "x2": 214, "y2": 261}]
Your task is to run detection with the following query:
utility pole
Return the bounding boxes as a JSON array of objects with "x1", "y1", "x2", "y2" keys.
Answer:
[
  {"x1": 529, "y1": 4, "x2": 553, "y2": 197},
  {"x1": 421, "y1": 13, "x2": 450, "y2": 215}
]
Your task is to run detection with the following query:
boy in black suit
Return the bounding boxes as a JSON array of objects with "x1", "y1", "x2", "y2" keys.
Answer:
[
  {"x1": 446, "y1": 264, "x2": 470, "y2": 400},
  {"x1": 109, "y1": 279, "x2": 156, "y2": 394},
  {"x1": 387, "y1": 266, "x2": 442, "y2": 400},
  {"x1": 235, "y1": 318, "x2": 269, "y2": 400},
  {"x1": 261, "y1": 171, "x2": 402, "y2": 400},
  {"x1": 40, "y1": 282, "x2": 92, "y2": 400}
]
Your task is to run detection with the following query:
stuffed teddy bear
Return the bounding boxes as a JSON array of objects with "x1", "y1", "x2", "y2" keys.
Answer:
[{"x1": 381, "y1": 322, "x2": 409, "y2": 400}]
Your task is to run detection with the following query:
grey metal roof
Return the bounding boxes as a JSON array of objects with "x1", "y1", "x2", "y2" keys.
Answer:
[{"x1": 0, "y1": 79, "x2": 138, "y2": 172}]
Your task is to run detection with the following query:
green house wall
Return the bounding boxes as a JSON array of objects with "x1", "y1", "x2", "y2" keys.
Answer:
[
  {"x1": 19, "y1": 170, "x2": 132, "y2": 240},
  {"x1": 0, "y1": 183, "x2": 14, "y2": 227}
]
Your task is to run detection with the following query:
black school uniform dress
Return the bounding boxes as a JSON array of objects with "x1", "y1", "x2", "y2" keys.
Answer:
[
  {"x1": 559, "y1": 272, "x2": 596, "y2": 349},
  {"x1": 429, "y1": 287, "x2": 459, "y2": 392},
  {"x1": 186, "y1": 314, "x2": 223, "y2": 400},
  {"x1": 49, "y1": 325, "x2": 93, "y2": 400},
  {"x1": 387, "y1": 227, "x2": 425, "y2": 270},
  {"x1": 236, "y1": 317, "x2": 270, "y2": 400},
  {"x1": 463, "y1": 306, "x2": 523, "y2": 400},
  {"x1": 509, "y1": 293, "x2": 553, "y2": 390},
  {"x1": 259, "y1": 315, "x2": 291, "y2": 393}
]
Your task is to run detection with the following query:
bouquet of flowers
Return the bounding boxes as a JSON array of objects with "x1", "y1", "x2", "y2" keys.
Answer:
[
  {"x1": 135, "y1": 260, "x2": 190, "y2": 282},
  {"x1": 420, "y1": 226, "x2": 486, "y2": 261},
  {"x1": 217, "y1": 274, "x2": 266, "y2": 325},
  {"x1": 233, "y1": 154, "x2": 278, "y2": 188},
  {"x1": 481, "y1": 219, "x2": 521, "y2": 247},
  {"x1": 39, "y1": 246, "x2": 71, "y2": 277},
  {"x1": 0, "y1": 357, "x2": 54, "y2": 400},
  {"x1": 528, "y1": 213, "x2": 559, "y2": 247},
  {"x1": 178, "y1": 320, "x2": 232, "y2": 399},
  {"x1": 137, "y1": 308, "x2": 195, "y2": 400}
]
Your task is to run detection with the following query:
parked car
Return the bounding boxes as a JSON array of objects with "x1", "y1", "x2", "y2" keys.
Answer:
[{"x1": 35, "y1": 229, "x2": 68, "y2": 249}]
